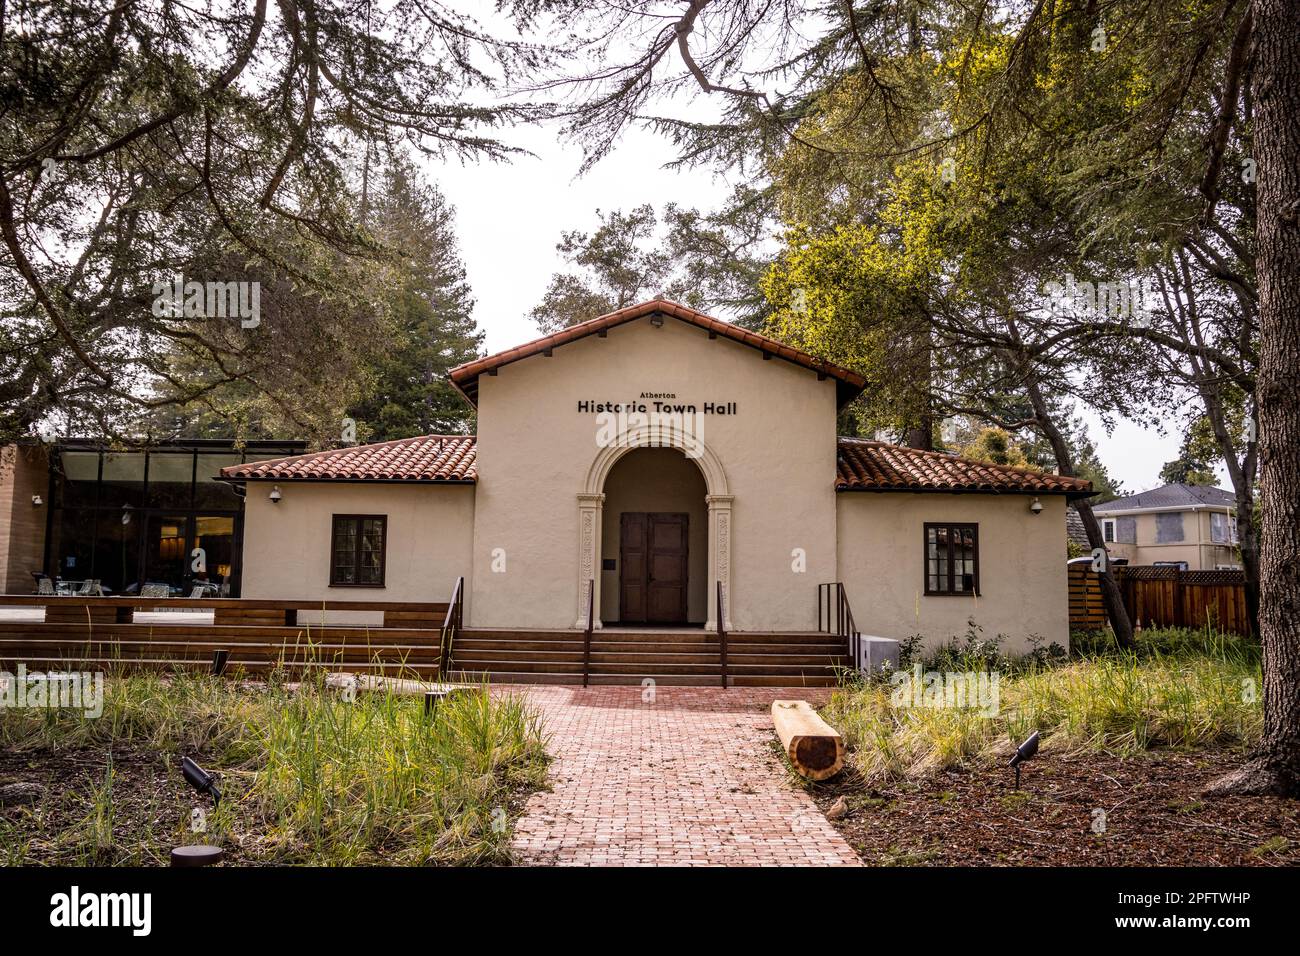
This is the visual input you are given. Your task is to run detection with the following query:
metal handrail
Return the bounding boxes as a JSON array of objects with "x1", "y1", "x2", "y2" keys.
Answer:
[
  {"x1": 818, "y1": 582, "x2": 861, "y2": 664},
  {"x1": 439, "y1": 576, "x2": 464, "y2": 676},
  {"x1": 581, "y1": 578, "x2": 595, "y2": 687},
  {"x1": 716, "y1": 580, "x2": 728, "y2": 688}
]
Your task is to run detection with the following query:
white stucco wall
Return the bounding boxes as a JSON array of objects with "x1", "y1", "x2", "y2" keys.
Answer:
[
  {"x1": 469, "y1": 314, "x2": 839, "y2": 631},
  {"x1": 836, "y1": 492, "x2": 1070, "y2": 653},
  {"x1": 240, "y1": 482, "x2": 474, "y2": 619}
]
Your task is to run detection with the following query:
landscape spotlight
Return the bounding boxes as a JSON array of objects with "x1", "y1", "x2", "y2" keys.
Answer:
[
  {"x1": 181, "y1": 756, "x2": 221, "y2": 806},
  {"x1": 1008, "y1": 731, "x2": 1040, "y2": 790}
]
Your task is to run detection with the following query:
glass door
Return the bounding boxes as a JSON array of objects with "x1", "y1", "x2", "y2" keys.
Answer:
[
  {"x1": 142, "y1": 513, "x2": 192, "y2": 595},
  {"x1": 193, "y1": 515, "x2": 236, "y2": 595}
]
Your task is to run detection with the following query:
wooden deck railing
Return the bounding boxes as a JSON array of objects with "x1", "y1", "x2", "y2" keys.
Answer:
[
  {"x1": 0, "y1": 593, "x2": 457, "y2": 677},
  {"x1": 0, "y1": 594, "x2": 448, "y2": 627}
]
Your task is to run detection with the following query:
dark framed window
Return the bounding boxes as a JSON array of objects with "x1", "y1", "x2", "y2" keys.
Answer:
[
  {"x1": 330, "y1": 515, "x2": 387, "y2": 587},
  {"x1": 924, "y1": 523, "x2": 979, "y2": 596}
]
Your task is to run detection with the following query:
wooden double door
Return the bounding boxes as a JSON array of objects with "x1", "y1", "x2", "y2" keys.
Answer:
[{"x1": 619, "y1": 512, "x2": 689, "y2": 624}]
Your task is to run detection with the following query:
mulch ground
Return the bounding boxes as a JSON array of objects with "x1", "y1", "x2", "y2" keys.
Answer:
[
  {"x1": 0, "y1": 745, "x2": 254, "y2": 866},
  {"x1": 1, "y1": 744, "x2": 548, "y2": 866},
  {"x1": 810, "y1": 750, "x2": 1300, "y2": 866}
]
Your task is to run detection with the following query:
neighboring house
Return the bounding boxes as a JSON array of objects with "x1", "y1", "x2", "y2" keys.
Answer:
[
  {"x1": 1066, "y1": 506, "x2": 1091, "y2": 552},
  {"x1": 223, "y1": 299, "x2": 1094, "y2": 653},
  {"x1": 1092, "y1": 483, "x2": 1241, "y2": 570}
]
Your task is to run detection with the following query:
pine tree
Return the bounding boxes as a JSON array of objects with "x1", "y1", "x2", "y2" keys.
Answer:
[{"x1": 346, "y1": 158, "x2": 482, "y2": 440}]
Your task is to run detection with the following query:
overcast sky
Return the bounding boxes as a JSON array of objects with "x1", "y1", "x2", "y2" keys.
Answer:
[{"x1": 422, "y1": 29, "x2": 1198, "y2": 497}]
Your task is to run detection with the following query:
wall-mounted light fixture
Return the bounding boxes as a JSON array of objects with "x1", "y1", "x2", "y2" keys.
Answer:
[
  {"x1": 269, "y1": 485, "x2": 282, "y2": 504},
  {"x1": 649, "y1": 314, "x2": 664, "y2": 327},
  {"x1": 31, "y1": 495, "x2": 42, "y2": 507},
  {"x1": 1029, "y1": 497, "x2": 1043, "y2": 515}
]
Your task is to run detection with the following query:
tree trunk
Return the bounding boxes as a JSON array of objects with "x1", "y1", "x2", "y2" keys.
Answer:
[
  {"x1": 904, "y1": 329, "x2": 934, "y2": 449},
  {"x1": 1207, "y1": 0, "x2": 1300, "y2": 797},
  {"x1": 1235, "y1": 485, "x2": 1262, "y2": 636},
  {"x1": 1072, "y1": 500, "x2": 1135, "y2": 647},
  {"x1": 1194, "y1": 378, "x2": 1260, "y2": 636},
  {"x1": 1020, "y1": 365, "x2": 1135, "y2": 648}
]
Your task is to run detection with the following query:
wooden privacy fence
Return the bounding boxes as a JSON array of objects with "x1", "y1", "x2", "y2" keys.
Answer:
[
  {"x1": 1068, "y1": 564, "x2": 1252, "y2": 636},
  {"x1": 0, "y1": 595, "x2": 451, "y2": 676}
]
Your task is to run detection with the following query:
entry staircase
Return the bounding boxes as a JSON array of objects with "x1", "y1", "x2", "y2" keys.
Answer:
[
  {"x1": 442, "y1": 580, "x2": 860, "y2": 687},
  {"x1": 446, "y1": 627, "x2": 850, "y2": 687}
]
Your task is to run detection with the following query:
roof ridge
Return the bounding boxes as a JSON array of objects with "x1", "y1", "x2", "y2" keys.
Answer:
[{"x1": 450, "y1": 299, "x2": 867, "y2": 409}]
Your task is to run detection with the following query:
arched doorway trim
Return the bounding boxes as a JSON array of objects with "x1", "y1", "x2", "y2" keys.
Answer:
[{"x1": 576, "y1": 427, "x2": 732, "y2": 629}]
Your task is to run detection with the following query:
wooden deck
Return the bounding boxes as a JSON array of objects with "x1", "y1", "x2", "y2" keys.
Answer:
[
  {"x1": 0, "y1": 597, "x2": 852, "y2": 685},
  {"x1": 0, "y1": 595, "x2": 449, "y2": 676}
]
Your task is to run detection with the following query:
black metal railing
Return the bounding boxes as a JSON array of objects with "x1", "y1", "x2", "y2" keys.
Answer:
[
  {"x1": 439, "y1": 576, "x2": 464, "y2": 676},
  {"x1": 716, "y1": 580, "x2": 728, "y2": 688},
  {"x1": 818, "y1": 582, "x2": 861, "y2": 665},
  {"x1": 581, "y1": 578, "x2": 595, "y2": 687}
]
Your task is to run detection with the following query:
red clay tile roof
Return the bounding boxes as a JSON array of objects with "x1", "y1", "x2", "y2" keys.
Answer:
[
  {"x1": 221, "y1": 433, "x2": 1091, "y2": 497},
  {"x1": 220, "y1": 435, "x2": 476, "y2": 483},
  {"x1": 448, "y1": 298, "x2": 868, "y2": 408},
  {"x1": 836, "y1": 438, "x2": 1094, "y2": 498}
]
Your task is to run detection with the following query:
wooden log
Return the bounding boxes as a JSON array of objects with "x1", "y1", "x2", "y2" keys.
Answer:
[
  {"x1": 771, "y1": 699, "x2": 843, "y2": 780},
  {"x1": 324, "y1": 672, "x2": 468, "y2": 700}
]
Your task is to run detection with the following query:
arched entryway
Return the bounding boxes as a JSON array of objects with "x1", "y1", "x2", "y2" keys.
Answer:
[
  {"x1": 600, "y1": 448, "x2": 707, "y2": 624},
  {"x1": 577, "y1": 428, "x2": 732, "y2": 630}
]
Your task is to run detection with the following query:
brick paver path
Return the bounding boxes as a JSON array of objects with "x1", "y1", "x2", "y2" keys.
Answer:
[{"x1": 505, "y1": 685, "x2": 861, "y2": 866}]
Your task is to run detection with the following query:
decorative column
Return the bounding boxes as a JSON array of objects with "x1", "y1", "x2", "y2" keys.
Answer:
[
  {"x1": 576, "y1": 492, "x2": 605, "y2": 629},
  {"x1": 706, "y1": 494, "x2": 734, "y2": 630}
]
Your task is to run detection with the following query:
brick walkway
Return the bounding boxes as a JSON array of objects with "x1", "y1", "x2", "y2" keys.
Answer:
[{"x1": 504, "y1": 685, "x2": 861, "y2": 866}]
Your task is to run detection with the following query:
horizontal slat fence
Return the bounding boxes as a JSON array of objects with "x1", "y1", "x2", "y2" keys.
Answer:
[
  {"x1": 1067, "y1": 564, "x2": 1107, "y2": 630},
  {"x1": 1068, "y1": 565, "x2": 1251, "y2": 636}
]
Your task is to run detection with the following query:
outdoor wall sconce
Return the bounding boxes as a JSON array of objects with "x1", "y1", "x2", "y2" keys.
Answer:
[
  {"x1": 269, "y1": 485, "x2": 282, "y2": 504},
  {"x1": 650, "y1": 314, "x2": 664, "y2": 327},
  {"x1": 1029, "y1": 497, "x2": 1043, "y2": 515},
  {"x1": 31, "y1": 495, "x2": 42, "y2": 507}
]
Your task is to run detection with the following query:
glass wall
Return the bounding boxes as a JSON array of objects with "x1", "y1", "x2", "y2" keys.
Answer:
[{"x1": 44, "y1": 442, "x2": 303, "y2": 596}]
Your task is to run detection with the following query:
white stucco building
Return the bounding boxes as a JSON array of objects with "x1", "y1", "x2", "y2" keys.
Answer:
[{"x1": 223, "y1": 300, "x2": 1092, "y2": 683}]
